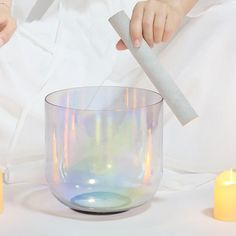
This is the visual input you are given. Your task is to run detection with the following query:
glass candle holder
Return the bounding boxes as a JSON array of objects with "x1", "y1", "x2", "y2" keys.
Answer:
[{"x1": 45, "y1": 86, "x2": 163, "y2": 213}]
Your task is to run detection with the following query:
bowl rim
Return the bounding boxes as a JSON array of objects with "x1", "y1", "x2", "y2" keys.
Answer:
[{"x1": 45, "y1": 86, "x2": 163, "y2": 112}]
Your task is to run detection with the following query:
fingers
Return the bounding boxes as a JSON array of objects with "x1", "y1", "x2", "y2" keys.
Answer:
[
  {"x1": 130, "y1": 2, "x2": 145, "y2": 48},
  {"x1": 162, "y1": 13, "x2": 180, "y2": 42},
  {"x1": 153, "y1": 13, "x2": 166, "y2": 43},
  {"x1": 117, "y1": 0, "x2": 182, "y2": 51},
  {"x1": 0, "y1": 18, "x2": 16, "y2": 46},
  {"x1": 130, "y1": 0, "x2": 169, "y2": 48},
  {"x1": 142, "y1": 8, "x2": 155, "y2": 47}
]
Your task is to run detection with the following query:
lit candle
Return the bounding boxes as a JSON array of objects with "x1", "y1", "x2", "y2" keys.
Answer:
[
  {"x1": 214, "y1": 169, "x2": 236, "y2": 221},
  {"x1": 0, "y1": 170, "x2": 3, "y2": 213}
]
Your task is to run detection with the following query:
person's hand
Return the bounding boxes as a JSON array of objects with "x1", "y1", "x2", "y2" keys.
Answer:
[
  {"x1": 116, "y1": 0, "x2": 185, "y2": 50},
  {"x1": 0, "y1": 3, "x2": 16, "y2": 47}
]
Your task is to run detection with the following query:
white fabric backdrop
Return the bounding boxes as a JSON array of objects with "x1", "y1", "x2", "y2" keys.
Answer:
[{"x1": 0, "y1": 0, "x2": 236, "y2": 185}]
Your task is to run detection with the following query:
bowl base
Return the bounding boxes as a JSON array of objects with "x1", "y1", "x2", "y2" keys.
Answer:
[
  {"x1": 70, "y1": 191, "x2": 131, "y2": 214},
  {"x1": 70, "y1": 208, "x2": 127, "y2": 215}
]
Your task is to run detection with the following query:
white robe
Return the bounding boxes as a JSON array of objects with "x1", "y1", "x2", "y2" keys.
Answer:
[{"x1": 1, "y1": 0, "x2": 236, "y2": 185}]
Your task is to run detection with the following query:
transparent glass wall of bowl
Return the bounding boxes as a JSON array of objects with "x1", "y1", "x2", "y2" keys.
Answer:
[{"x1": 45, "y1": 86, "x2": 163, "y2": 213}]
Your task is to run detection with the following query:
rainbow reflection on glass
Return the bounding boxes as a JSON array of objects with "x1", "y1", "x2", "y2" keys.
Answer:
[{"x1": 45, "y1": 86, "x2": 163, "y2": 213}]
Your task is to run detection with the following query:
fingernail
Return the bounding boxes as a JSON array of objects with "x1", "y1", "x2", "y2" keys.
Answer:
[
  {"x1": 0, "y1": 38, "x2": 4, "y2": 47},
  {"x1": 134, "y1": 39, "x2": 140, "y2": 48}
]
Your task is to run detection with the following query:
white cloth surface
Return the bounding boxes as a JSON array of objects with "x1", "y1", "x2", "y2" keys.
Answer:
[
  {"x1": 0, "y1": 0, "x2": 236, "y2": 188},
  {"x1": 1, "y1": 2, "x2": 236, "y2": 231},
  {"x1": 1, "y1": 182, "x2": 236, "y2": 236}
]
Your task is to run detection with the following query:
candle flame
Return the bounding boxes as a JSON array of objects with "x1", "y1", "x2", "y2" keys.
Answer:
[{"x1": 223, "y1": 169, "x2": 236, "y2": 186}]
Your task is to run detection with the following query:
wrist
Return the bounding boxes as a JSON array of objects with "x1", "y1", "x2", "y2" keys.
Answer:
[
  {"x1": 0, "y1": 0, "x2": 11, "y2": 10},
  {"x1": 159, "y1": 0, "x2": 198, "y2": 16},
  {"x1": 155, "y1": 0, "x2": 185, "y2": 16},
  {"x1": 172, "y1": 0, "x2": 198, "y2": 15},
  {"x1": 169, "y1": 0, "x2": 185, "y2": 16}
]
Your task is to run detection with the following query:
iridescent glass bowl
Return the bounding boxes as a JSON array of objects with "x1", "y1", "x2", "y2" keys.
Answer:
[{"x1": 45, "y1": 86, "x2": 163, "y2": 213}]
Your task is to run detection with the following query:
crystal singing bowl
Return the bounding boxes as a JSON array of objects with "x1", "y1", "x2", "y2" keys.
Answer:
[{"x1": 45, "y1": 86, "x2": 163, "y2": 213}]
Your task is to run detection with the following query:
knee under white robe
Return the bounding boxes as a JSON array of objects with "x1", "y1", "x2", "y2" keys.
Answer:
[{"x1": 0, "y1": 0, "x2": 235, "y2": 185}]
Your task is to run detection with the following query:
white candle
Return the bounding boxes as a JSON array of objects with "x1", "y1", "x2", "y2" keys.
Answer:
[{"x1": 214, "y1": 169, "x2": 236, "y2": 221}]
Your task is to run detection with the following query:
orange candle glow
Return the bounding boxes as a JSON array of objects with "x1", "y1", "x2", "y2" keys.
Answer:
[{"x1": 214, "y1": 169, "x2": 236, "y2": 221}]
